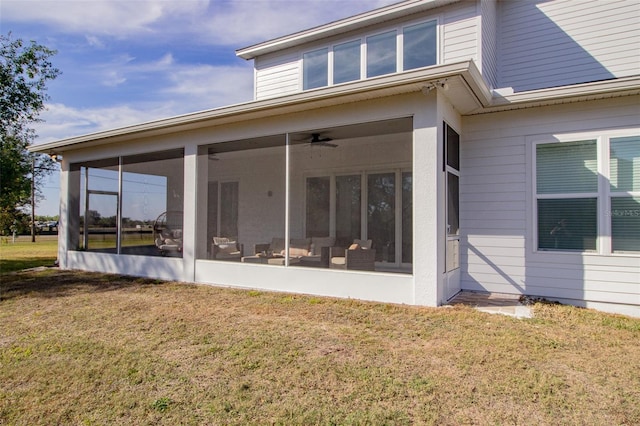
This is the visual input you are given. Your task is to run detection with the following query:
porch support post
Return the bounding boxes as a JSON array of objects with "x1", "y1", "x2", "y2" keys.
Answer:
[
  {"x1": 183, "y1": 144, "x2": 198, "y2": 282},
  {"x1": 284, "y1": 133, "x2": 290, "y2": 266},
  {"x1": 413, "y1": 90, "x2": 444, "y2": 306},
  {"x1": 59, "y1": 158, "x2": 74, "y2": 269}
]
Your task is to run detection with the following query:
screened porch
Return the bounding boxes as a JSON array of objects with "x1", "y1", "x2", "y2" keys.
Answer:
[{"x1": 196, "y1": 117, "x2": 414, "y2": 274}]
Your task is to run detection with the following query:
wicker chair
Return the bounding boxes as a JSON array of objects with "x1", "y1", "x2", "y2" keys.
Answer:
[
  {"x1": 329, "y1": 239, "x2": 376, "y2": 271},
  {"x1": 211, "y1": 237, "x2": 243, "y2": 261}
]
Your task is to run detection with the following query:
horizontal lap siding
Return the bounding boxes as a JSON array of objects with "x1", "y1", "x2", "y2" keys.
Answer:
[
  {"x1": 255, "y1": 52, "x2": 299, "y2": 100},
  {"x1": 480, "y1": 0, "x2": 498, "y2": 89},
  {"x1": 253, "y1": 3, "x2": 482, "y2": 99},
  {"x1": 461, "y1": 97, "x2": 640, "y2": 307},
  {"x1": 442, "y1": 2, "x2": 479, "y2": 64},
  {"x1": 498, "y1": 0, "x2": 640, "y2": 92}
]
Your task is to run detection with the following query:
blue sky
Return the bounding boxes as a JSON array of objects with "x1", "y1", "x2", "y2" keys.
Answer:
[{"x1": 1, "y1": 0, "x2": 397, "y2": 216}]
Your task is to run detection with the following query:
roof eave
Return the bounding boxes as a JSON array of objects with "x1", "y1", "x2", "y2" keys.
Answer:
[
  {"x1": 475, "y1": 76, "x2": 640, "y2": 115},
  {"x1": 30, "y1": 60, "x2": 486, "y2": 154},
  {"x1": 236, "y1": 0, "x2": 460, "y2": 60}
]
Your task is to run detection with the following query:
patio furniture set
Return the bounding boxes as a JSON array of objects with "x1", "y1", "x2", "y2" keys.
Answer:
[{"x1": 211, "y1": 236, "x2": 376, "y2": 270}]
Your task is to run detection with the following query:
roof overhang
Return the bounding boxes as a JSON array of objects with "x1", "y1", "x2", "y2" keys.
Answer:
[
  {"x1": 476, "y1": 75, "x2": 640, "y2": 115},
  {"x1": 29, "y1": 61, "x2": 640, "y2": 156},
  {"x1": 30, "y1": 60, "x2": 489, "y2": 154},
  {"x1": 236, "y1": 0, "x2": 460, "y2": 60}
]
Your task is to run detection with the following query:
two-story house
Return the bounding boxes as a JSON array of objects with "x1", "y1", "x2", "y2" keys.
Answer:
[{"x1": 32, "y1": 0, "x2": 640, "y2": 316}]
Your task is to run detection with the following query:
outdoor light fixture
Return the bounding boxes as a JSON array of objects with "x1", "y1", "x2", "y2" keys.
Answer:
[{"x1": 421, "y1": 79, "x2": 449, "y2": 94}]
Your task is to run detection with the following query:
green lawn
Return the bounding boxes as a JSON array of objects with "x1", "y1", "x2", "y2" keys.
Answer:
[
  {"x1": 0, "y1": 236, "x2": 58, "y2": 273},
  {"x1": 1, "y1": 265, "x2": 639, "y2": 425}
]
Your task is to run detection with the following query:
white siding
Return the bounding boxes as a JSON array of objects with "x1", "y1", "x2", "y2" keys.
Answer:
[
  {"x1": 442, "y1": 1, "x2": 479, "y2": 64},
  {"x1": 461, "y1": 96, "x2": 640, "y2": 311},
  {"x1": 253, "y1": 2, "x2": 482, "y2": 100},
  {"x1": 255, "y1": 51, "x2": 300, "y2": 100},
  {"x1": 498, "y1": 0, "x2": 640, "y2": 92},
  {"x1": 479, "y1": 0, "x2": 497, "y2": 89}
]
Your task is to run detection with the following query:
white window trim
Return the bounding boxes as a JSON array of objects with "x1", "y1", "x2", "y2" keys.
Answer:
[
  {"x1": 300, "y1": 17, "x2": 440, "y2": 91},
  {"x1": 530, "y1": 129, "x2": 640, "y2": 257}
]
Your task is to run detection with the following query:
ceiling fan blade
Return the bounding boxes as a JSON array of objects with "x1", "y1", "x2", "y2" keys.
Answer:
[
  {"x1": 317, "y1": 142, "x2": 338, "y2": 148},
  {"x1": 311, "y1": 133, "x2": 333, "y2": 143}
]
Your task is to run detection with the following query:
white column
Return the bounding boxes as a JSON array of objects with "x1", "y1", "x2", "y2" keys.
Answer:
[
  {"x1": 412, "y1": 90, "x2": 444, "y2": 306},
  {"x1": 58, "y1": 159, "x2": 73, "y2": 269},
  {"x1": 182, "y1": 145, "x2": 198, "y2": 282}
]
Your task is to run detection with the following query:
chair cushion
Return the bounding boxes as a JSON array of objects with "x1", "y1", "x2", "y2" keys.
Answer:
[
  {"x1": 331, "y1": 257, "x2": 346, "y2": 266},
  {"x1": 354, "y1": 239, "x2": 372, "y2": 249},
  {"x1": 216, "y1": 242, "x2": 238, "y2": 255},
  {"x1": 348, "y1": 243, "x2": 360, "y2": 250}
]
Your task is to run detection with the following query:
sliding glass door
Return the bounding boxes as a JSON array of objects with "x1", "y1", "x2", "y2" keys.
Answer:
[
  {"x1": 336, "y1": 175, "x2": 361, "y2": 242},
  {"x1": 304, "y1": 170, "x2": 411, "y2": 270},
  {"x1": 367, "y1": 173, "x2": 396, "y2": 263}
]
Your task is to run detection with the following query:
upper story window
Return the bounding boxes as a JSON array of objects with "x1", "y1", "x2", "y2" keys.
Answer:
[
  {"x1": 334, "y1": 40, "x2": 361, "y2": 84},
  {"x1": 366, "y1": 30, "x2": 397, "y2": 78},
  {"x1": 403, "y1": 20, "x2": 437, "y2": 70},
  {"x1": 303, "y1": 48, "x2": 328, "y2": 90},
  {"x1": 302, "y1": 19, "x2": 437, "y2": 91}
]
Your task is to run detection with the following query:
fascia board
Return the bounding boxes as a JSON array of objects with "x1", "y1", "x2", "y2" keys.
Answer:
[
  {"x1": 236, "y1": 0, "x2": 460, "y2": 60},
  {"x1": 30, "y1": 61, "x2": 482, "y2": 154},
  {"x1": 479, "y1": 76, "x2": 640, "y2": 114}
]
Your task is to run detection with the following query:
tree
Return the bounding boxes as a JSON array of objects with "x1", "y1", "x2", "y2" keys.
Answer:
[{"x1": 0, "y1": 33, "x2": 60, "y2": 237}]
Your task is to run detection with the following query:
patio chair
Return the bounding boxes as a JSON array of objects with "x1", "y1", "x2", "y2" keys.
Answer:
[
  {"x1": 153, "y1": 211, "x2": 183, "y2": 256},
  {"x1": 329, "y1": 239, "x2": 376, "y2": 271},
  {"x1": 211, "y1": 237, "x2": 243, "y2": 261}
]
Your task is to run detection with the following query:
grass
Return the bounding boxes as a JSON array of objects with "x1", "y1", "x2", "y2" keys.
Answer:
[
  {"x1": 1, "y1": 242, "x2": 639, "y2": 424},
  {"x1": 0, "y1": 236, "x2": 58, "y2": 273}
]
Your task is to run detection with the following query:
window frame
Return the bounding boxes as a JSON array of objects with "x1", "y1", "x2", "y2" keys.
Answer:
[
  {"x1": 300, "y1": 17, "x2": 439, "y2": 91},
  {"x1": 531, "y1": 130, "x2": 640, "y2": 256},
  {"x1": 302, "y1": 166, "x2": 412, "y2": 268},
  {"x1": 302, "y1": 47, "x2": 329, "y2": 90}
]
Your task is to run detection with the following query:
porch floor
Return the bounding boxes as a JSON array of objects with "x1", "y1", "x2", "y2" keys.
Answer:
[{"x1": 447, "y1": 291, "x2": 532, "y2": 319}]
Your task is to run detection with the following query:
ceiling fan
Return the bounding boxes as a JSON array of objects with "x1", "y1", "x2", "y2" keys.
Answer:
[{"x1": 307, "y1": 133, "x2": 338, "y2": 148}]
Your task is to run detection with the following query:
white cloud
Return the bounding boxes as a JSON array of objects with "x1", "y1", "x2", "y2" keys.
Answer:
[
  {"x1": 3, "y1": 0, "x2": 399, "y2": 46},
  {"x1": 1, "y1": 0, "x2": 209, "y2": 38},
  {"x1": 32, "y1": 61, "x2": 254, "y2": 143},
  {"x1": 163, "y1": 63, "x2": 254, "y2": 106},
  {"x1": 32, "y1": 103, "x2": 167, "y2": 143}
]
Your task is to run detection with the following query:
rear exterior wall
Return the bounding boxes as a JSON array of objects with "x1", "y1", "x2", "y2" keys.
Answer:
[{"x1": 461, "y1": 96, "x2": 640, "y2": 316}]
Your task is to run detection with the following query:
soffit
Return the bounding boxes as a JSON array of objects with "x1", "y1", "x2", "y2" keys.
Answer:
[{"x1": 236, "y1": 0, "x2": 460, "y2": 60}]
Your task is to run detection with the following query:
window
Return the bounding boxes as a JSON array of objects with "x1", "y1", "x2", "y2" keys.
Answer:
[
  {"x1": 303, "y1": 48, "x2": 328, "y2": 90},
  {"x1": 610, "y1": 136, "x2": 640, "y2": 252},
  {"x1": 336, "y1": 175, "x2": 361, "y2": 242},
  {"x1": 301, "y1": 20, "x2": 438, "y2": 90},
  {"x1": 403, "y1": 20, "x2": 437, "y2": 71},
  {"x1": 302, "y1": 170, "x2": 411, "y2": 267},
  {"x1": 306, "y1": 177, "x2": 330, "y2": 237},
  {"x1": 535, "y1": 134, "x2": 639, "y2": 253},
  {"x1": 536, "y1": 141, "x2": 598, "y2": 251},
  {"x1": 368, "y1": 172, "x2": 396, "y2": 262},
  {"x1": 333, "y1": 40, "x2": 361, "y2": 84},
  {"x1": 367, "y1": 30, "x2": 397, "y2": 78}
]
